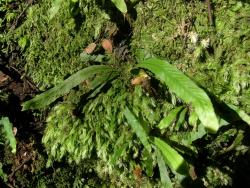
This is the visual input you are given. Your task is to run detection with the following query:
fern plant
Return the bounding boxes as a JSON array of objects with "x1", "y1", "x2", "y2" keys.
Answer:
[
  {"x1": 21, "y1": 52, "x2": 231, "y2": 186},
  {"x1": 41, "y1": 79, "x2": 169, "y2": 186}
]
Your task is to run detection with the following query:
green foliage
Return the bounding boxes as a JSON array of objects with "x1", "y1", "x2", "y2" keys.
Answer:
[
  {"x1": 0, "y1": 117, "x2": 16, "y2": 153},
  {"x1": 124, "y1": 106, "x2": 191, "y2": 185},
  {"x1": 158, "y1": 106, "x2": 184, "y2": 129},
  {"x1": 138, "y1": 58, "x2": 219, "y2": 133},
  {"x1": 227, "y1": 104, "x2": 250, "y2": 125},
  {"x1": 132, "y1": 0, "x2": 250, "y2": 114},
  {"x1": 48, "y1": 0, "x2": 63, "y2": 20},
  {"x1": 36, "y1": 40, "x2": 241, "y2": 186},
  {"x1": 0, "y1": 162, "x2": 7, "y2": 182},
  {"x1": 124, "y1": 107, "x2": 151, "y2": 152},
  {"x1": 40, "y1": 67, "x2": 212, "y2": 185},
  {"x1": 0, "y1": 0, "x2": 25, "y2": 56},
  {"x1": 111, "y1": 0, "x2": 127, "y2": 13},
  {"x1": 42, "y1": 78, "x2": 170, "y2": 186},
  {"x1": 154, "y1": 137, "x2": 189, "y2": 175},
  {"x1": 2, "y1": 0, "x2": 248, "y2": 186},
  {"x1": 14, "y1": 0, "x2": 111, "y2": 89},
  {"x1": 22, "y1": 65, "x2": 117, "y2": 110},
  {"x1": 156, "y1": 150, "x2": 172, "y2": 188},
  {"x1": 0, "y1": 90, "x2": 9, "y2": 102},
  {"x1": 203, "y1": 167, "x2": 232, "y2": 187}
]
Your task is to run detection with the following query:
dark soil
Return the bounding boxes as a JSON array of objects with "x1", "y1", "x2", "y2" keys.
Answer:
[{"x1": 0, "y1": 63, "x2": 46, "y2": 187}]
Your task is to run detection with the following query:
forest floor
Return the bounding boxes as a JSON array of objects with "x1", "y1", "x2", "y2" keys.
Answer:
[{"x1": 1, "y1": 0, "x2": 250, "y2": 187}]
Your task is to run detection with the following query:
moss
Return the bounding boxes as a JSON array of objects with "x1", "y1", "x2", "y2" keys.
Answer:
[
  {"x1": 15, "y1": 0, "x2": 111, "y2": 90},
  {"x1": 42, "y1": 77, "x2": 173, "y2": 186},
  {"x1": 131, "y1": 0, "x2": 250, "y2": 113},
  {"x1": 203, "y1": 166, "x2": 232, "y2": 187},
  {"x1": 2, "y1": 0, "x2": 248, "y2": 186}
]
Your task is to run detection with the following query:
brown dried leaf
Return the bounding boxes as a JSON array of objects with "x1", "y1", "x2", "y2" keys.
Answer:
[
  {"x1": 84, "y1": 43, "x2": 96, "y2": 54},
  {"x1": 189, "y1": 166, "x2": 197, "y2": 180},
  {"x1": 0, "y1": 71, "x2": 10, "y2": 84},
  {"x1": 101, "y1": 39, "x2": 113, "y2": 53},
  {"x1": 12, "y1": 127, "x2": 17, "y2": 136},
  {"x1": 131, "y1": 74, "x2": 150, "y2": 86},
  {"x1": 131, "y1": 77, "x2": 145, "y2": 85},
  {"x1": 133, "y1": 165, "x2": 142, "y2": 180}
]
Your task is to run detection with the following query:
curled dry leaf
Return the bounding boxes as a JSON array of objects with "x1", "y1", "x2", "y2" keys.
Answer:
[
  {"x1": 101, "y1": 39, "x2": 113, "y2": 53},
  {"x1": 13, "y1": 127, "x2": 17, "y2": 136},
  {"x1": 131, "y1": 73, "x2": 150, "y2": 86},
  {"x1": 84, "y1": 43, "x2": 96, "y2": 54}
]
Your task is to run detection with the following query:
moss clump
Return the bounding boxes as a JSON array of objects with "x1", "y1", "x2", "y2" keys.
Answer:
[
  {"x1": 42, "y1": 78, "x2": 173, "y2": 186},
  {"x1": 15, "y1": 0, "x2": 111, "y2": 90},
  {"x1": 202, "y1": 166, "x2": 232, "y2": 187},
  {"x1": 131, "y1": 0, "x2": 250, "y2": 113}
]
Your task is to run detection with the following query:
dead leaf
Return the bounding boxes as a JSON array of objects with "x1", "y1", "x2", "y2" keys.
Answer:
[
  {"x1": 133, "y1": 165, "x2": 142, "y2": 180},
  {"x1": 13, "y1": 127, "x2": 17, "y2": 136},
  {"x1": 131, "y1": 76, "x2": 145, "y2": 85},
  {"x1": 131, "y1": 74, "x2": 150, "y2": 86},
  {"x1": 0, "y1": 71, "x2": 10, "y2": 84},
  {"x1": 84, "y1": 43, "x2": 96, "y2": 54},
  {"x1": 189, "y1": 166, "x2": 197, "y2": 180},
  {"x1": 101, "y1": 39, "x2": 113, "y2": 53}
]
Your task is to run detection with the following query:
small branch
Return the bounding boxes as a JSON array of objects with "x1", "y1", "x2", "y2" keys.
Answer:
[
  {"x1": 8, "y1": 156, "x2": 32, "y2": 182},
  {"x1": 206, "y1": 0, "x2": 213, "y2": 26}
]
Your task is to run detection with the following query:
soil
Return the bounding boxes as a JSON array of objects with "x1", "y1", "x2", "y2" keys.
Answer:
[{"x1": 0, "y1": 63, "x2": 46, "y2": 187}]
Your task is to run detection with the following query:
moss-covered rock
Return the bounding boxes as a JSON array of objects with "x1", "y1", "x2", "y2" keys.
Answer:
[{"x1": 131, "y1": 0, "x2": 250, "y2": 112}]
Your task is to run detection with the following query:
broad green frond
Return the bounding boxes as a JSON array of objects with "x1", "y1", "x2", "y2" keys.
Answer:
[
  {"x1": 154, "y1": 137, "x2": 189, "y2": 175},
  {"x1": 138, "y1": 58, "x2": 219, "y2": 133},
  {"x1": 22, "y1": 65, "x2": 117, "y2": 110},
  {"x1": 156, "y1": 149, "x2": 173, "y2": 188},
  {"x1": 124, "y1": 107, "x2": 151, "y2": 152},
  {"x1": 158, "y1": 106, "x2": 183, "y2": 129},
  {"x1": 227, "y1": 104, "x2": 250, "y2": 125},
  {"x1": 111, "y1": 0, "x2": 127, "y2": 13}
]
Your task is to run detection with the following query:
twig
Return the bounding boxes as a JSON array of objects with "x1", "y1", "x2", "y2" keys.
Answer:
[
  {"x1": 8, "y1": 156, "x2": 32, "y2": 182},
  {"x1": 206, "y1": 0, "x2": 213, "y2": 26}
]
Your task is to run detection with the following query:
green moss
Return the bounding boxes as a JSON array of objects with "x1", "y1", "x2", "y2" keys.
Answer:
[
  {"x1": 15, "y1": 0, "x2": 111, "y2": 90},
  {"x1": 42, "y1": 78, "x2": 173, "y2": 186},
  {"x1": 131, "y1": 0, "x2": 250, "y2": 113},
  {"x1": 203, "y1": 166, "x2": 232, "y2": 187},
  {"x1": 131, "y1": 0, "x2": 207, "y2": 61}
]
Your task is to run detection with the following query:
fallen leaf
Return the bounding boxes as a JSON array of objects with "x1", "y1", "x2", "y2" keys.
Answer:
[
  {"x1": 189, "y1": 166, "x2": 197, "y2": 180},
  {"x1": 101, "y1": 39, "x2": 113, "y2": 53},
  {"x1": 133, "y1": 165, "x2": 142, "y2": 180},
  {"x1": 13, "y1": 127, "x2": 17, "y2": 136},
  {"x1": 131, "y1": 72, "x2": 150, "y2": 85},
  {"x1": 84, "y1": 43, "x2": 96, "y2": 54},
  {"x1": 131, "y1": 76, "x2": 146, "y2": 85},
  {"x1": 0, "y1": 71, "x2": 10, "y2": 84}
]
